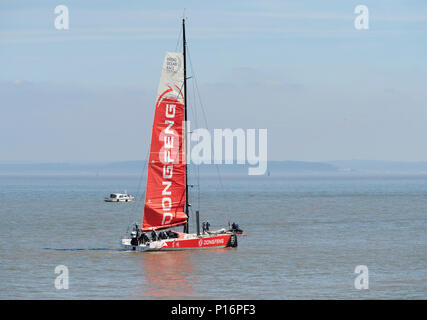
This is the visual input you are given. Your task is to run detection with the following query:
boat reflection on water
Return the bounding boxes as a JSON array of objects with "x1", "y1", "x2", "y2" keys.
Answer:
[
  {"x1": 137, "y1": 250, "x2": 195, "y2": 298},
  {"x1": 135, "y1": 248, "x2": 232, "y2": 298}
]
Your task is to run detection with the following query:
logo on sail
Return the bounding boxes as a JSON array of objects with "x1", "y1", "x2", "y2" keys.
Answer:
[{"x1": 166, "y1": 55, "x2": 181, "y2": 74}]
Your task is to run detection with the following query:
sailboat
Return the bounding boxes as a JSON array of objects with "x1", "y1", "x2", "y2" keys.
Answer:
[{"x1": 121, "y1": 19, "x2": 243, "y2": 252}]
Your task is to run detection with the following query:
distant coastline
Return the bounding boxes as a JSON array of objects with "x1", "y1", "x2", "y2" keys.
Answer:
[{"x1": 2, "y1": 160, "x2": 427, "y2": 177}]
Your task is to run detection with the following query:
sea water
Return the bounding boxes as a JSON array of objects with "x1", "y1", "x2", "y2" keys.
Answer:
[{"x1": 0, "y1": 174, "x2": 426, "y2": 299}]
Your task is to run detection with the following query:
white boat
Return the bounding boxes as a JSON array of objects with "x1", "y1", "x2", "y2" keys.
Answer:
[
  {"x1": 121, "y1": 19, "x2": 244, "y2": 252},
  {"x1": 104, "y1": 193, "x2": 134, "y2": 202}
]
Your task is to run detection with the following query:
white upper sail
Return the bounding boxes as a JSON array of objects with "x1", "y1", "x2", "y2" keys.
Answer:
[{"x1": 157, "y1": 52, "x2": 184, "y2": 103}]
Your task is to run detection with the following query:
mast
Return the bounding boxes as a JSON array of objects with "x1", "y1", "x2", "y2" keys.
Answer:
[{"x1": 183, "y1": 18, "x2": 189, "y2": 234}]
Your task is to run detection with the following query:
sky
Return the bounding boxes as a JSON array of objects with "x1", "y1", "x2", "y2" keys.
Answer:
[{"x1": 1, "y1": 0, "x2": 426, "y2": 162}]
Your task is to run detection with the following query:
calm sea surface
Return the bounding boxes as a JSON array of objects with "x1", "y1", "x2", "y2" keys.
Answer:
[{"x1": 0, "y1": 174, "x2": 426, "y2": 299}]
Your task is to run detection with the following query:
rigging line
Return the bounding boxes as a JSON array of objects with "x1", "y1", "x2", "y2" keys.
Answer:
[
  {"x1": 136, "y1": 146, "x2": 150, "y2": 201},
  {"x1": 186, "y1": 45, "x2": 226, "y2": 198},
  {"x1": 183, "y1": 53, "x2": 201, "y2": 214},
  {"x1": 191, "y1": 73, "x2": 201, "y2": 211},
  {"x1": 130, "y1": 146, "x2": 150, "y2": 227},
  {"x1": 186, "y1": 46, "x2": 209, "y2": 135},
  {"x1": 187, "y1": 69, "x2": 199, "y2": 213},
  {"x1": 196, "y1": 149, "x2": 201, "y2": 211},
  {"x1": 175, "y1": 26, "x2": 182, "y2": 52},
  {"x1": 190, "y1": 72, "x2": 199, "y2": 130}
]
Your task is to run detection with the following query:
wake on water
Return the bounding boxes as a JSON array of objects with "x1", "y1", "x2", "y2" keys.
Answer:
[{"x1": 43, "y1": 248, "x2": 126, "y2": 252}]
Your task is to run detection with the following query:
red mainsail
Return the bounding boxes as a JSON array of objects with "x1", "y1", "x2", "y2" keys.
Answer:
[{"x1": 142, "y1": 52, "x2": 187, "y2": 232}]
